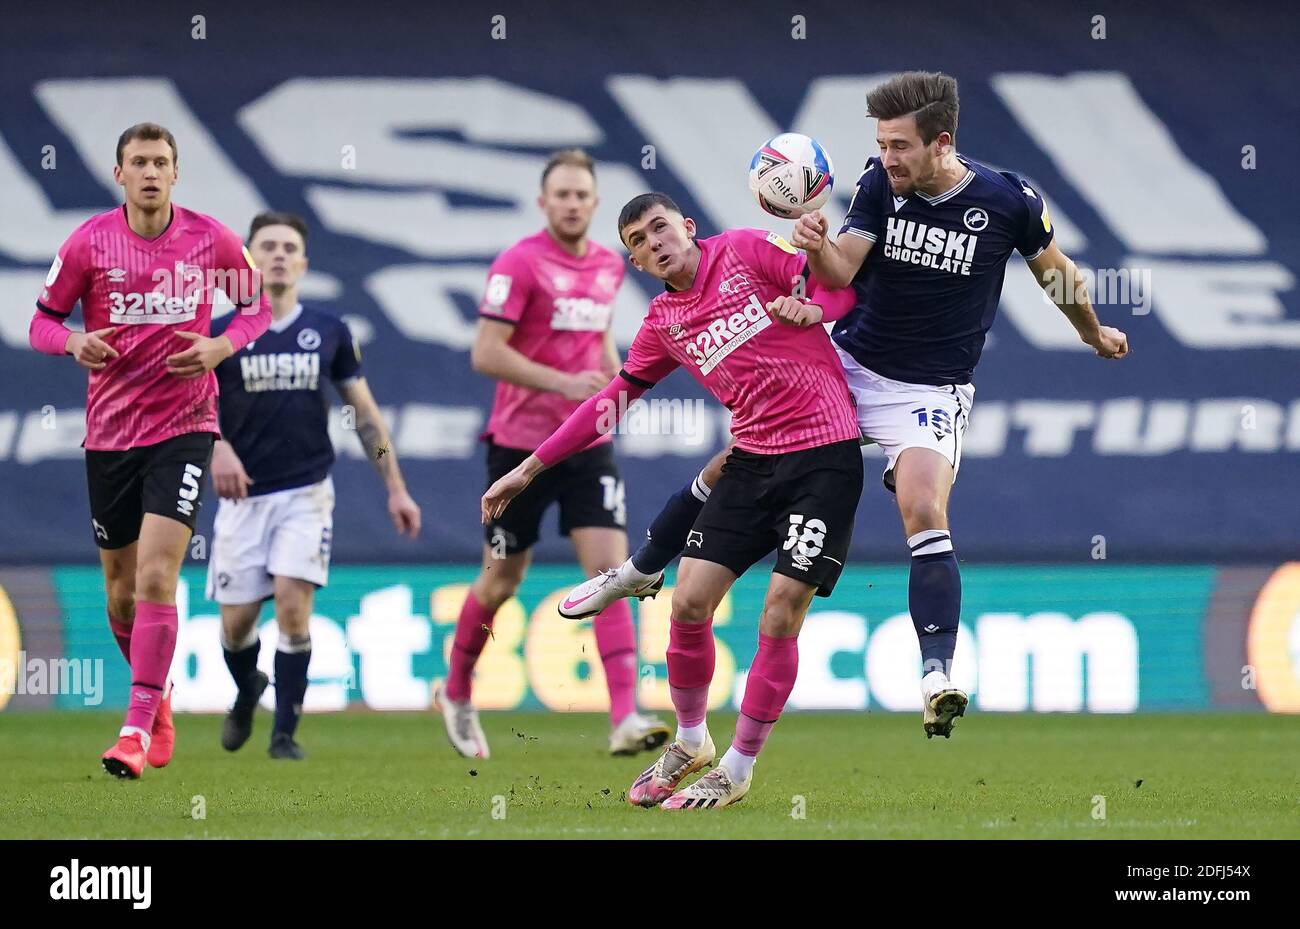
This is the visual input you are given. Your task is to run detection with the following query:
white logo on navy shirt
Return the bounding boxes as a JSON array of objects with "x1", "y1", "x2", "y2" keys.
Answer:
[
  {"x1": 963, "y1": 208, "x2": 989, "y2": 231},
  {"x1": 882, "y1": 217, "x2": 978, "y2": 275},
  {"x1": 297, "y1": 328, "x2": 321, "y2": 350}
]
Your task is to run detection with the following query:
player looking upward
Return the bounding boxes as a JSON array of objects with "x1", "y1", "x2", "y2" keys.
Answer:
[
  {"x1": 561, "y1": 72, "x2": 1129, "y2": 740},
  {"x1": 27, "y1": 122, "x2": 271, "y2": 778},
  {"x1": 208, "y1": 212, "x2": 421, "y2": 760},
  {"x1": 484, "y1": 193, "x2": 863, "y2": 810},
  {"x1": 440, "y1": 150, "x2": 669, "y2": 759}
]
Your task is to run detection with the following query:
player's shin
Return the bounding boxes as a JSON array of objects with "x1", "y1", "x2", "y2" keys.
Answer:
[
  {"x1": 446, "y1": 591, "x2": 496, "y2": 703},
  {"x1": 907, "y1": 530, "x2": 961, "y2": 681},
  {"x1": 109, "y1": 614, "x2": 133, "y2": 664},
  {"x1": 272, "y1": 633, "x2": 311, "y2": 738},
  {"x1": 221, "y1": 623, "x2": 261, "y2": 688},
  {"x1": 722, "y1": 632, "x2": 799, "y2": 781},
  {"x1": 122, "y1": 601, "x2": 179, "y2": 743},
  {"x1": 628, "y1": 469, "x2": 711, "y2": 578},
  {"x1": 666, "y1": 616, "x2": 715, "y2": 747},
  {"x1": 594, "y1": 600, "x2": 637, "y2": 725}
]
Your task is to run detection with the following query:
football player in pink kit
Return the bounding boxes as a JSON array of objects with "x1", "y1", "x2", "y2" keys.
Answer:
[
  {"x1": 27, "y1": 123, "x2": 271, "y2": 778},
  {"x1": 484, "y1": 193, "x2": 862, "y2": 809},
  {"x1": 440, "y1": 150, "x2": 670, "y2": 759}
]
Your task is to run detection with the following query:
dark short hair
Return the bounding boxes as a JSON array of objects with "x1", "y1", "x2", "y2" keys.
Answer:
[
  {"x1": 247, "y1": 211, "x2": 309, "y2": 248},
  {"x1": 116, "y1": 122, "x2": 178, "y2": 167},
  {"x1": 541, "y1": 148, "x2": 596, "y2": 190},
  {"x1": 617, "y1": 192, "x2": 682, "y2": 244},
  {"x1": 867, "y1": 72, "x2": 959, "y2": 145}
]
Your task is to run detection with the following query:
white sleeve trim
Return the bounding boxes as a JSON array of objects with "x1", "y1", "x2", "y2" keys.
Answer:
[{"x1": 842, "y1": 227, "x2": 877, "y2": 241}]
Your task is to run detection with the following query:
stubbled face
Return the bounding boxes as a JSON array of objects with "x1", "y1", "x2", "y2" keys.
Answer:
[
  {"x1": 539, "y1": 164, "x2": 597, "y2": 243},
  {"x1": 621, "y1": 205, "x2": 697, "y2": 282},
  {"x1": 249, "y1": 224, "x2": 307, "y2": 292},
  {"x1": 114, "y1": 138, "x2": 177, "y2": 212},
  {"x1": 876, "y1": 115, "x2": 948, "y2": 196}
]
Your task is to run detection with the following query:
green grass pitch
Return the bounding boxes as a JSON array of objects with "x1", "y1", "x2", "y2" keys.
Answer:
[{"x1": 1, "y1": 711, "x2": 1295, "y2": 839}]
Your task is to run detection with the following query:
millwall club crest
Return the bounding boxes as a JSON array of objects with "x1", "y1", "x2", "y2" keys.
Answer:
[
  {"x1": 718, "y1": 273, "x2": 750, "y2": 295},
  {"x1": 297, "y1": 328, "x2": 321, "y2": 350}
]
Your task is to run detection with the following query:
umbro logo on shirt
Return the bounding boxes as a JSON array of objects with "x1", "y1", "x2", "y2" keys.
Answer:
[{"x1": 107, "y1": 268, "x2": 126, "y2": 282}]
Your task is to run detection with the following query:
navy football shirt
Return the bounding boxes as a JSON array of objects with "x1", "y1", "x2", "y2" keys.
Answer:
[
  {"x1": 212, "y1": 304, "x2": 362, "y2": 495},
  {"x1": 833, "y1": 154, "x2": 1055, "y2": 385}
]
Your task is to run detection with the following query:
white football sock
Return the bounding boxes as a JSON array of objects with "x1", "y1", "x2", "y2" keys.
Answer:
[
  {"x1": 922, "y1": 669, "x2": 950, "y2": 698},
  {"x1": 619, "y1": 558, "x2": 656, "y2": 585},
  {"x1": 119, "y1": 725, "x2": 151, "y2": 750},
  {"x1": 720, "y1": 745, "x2": 755, "y2": 782},
  {"x1": 676, "y1": 721, "x2": 707, "y2": 750}
]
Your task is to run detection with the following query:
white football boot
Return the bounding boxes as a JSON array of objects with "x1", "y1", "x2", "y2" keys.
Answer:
[
  {"x1": 559, "y1": 563, "x2": 665, "y2": 619},
  {"x1": 435, "y1": 688, "x2": 490, "y2": 759},
  {"x1": 661, "y1": 763, "x2": 752, "y2": 811},
  {"x1": 921, "y1": 672, "x2": 968, "y2": 739},
  {"x1": 608, "y1": 712, "x2": 673, "y2": 756}
]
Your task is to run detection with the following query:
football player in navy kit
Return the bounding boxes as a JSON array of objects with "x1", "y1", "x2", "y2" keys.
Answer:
[
  {"x1": 208, "y1": 212, "x2": 421, "y2": 759},
  {"x1": 560, "y1": 72, "x2": 1129, "y2": 741},
  {"x1": 794, "y1": 71, "x2": 1128, "y2": 737}
]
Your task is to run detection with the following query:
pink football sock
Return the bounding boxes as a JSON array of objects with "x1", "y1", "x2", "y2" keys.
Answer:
[
  {"x1": 594, "y1": 600, "x2": 638, "y2": 725},
  {"x1": 108, "y1": 614, "x2": 132, "y2": 664},
  {"x1": 446, "y1": 590, "x2": 496, "y2": 702},
  {"x1": 123, "y1": 601, "x2": 178, "y2": 734},
  {"x1": 666, "y1": 616, "x2": 715, "y2": 728},
  {"x1": 734, "y1": 632, "x2": 800, "y2": 757}
]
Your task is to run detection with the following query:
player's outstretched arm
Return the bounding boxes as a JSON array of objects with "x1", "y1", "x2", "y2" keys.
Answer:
[
  {"x1": 336, "y1": 377, "x2": 421, "y2": 538},
  {"x1": 1026, "y1": 241, "x2": 1129, "y2": 359},
  {"x1": 793, "y1": 210, "x2": 873, "y2": 289},
  {"x1": 472, "y1": 317, "x2": 606, "y2": 401},
  {"x1": 482, "y1": 373, "x2": 649, "y2": 523}
]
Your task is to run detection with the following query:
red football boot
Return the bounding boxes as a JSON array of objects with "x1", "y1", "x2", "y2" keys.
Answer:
[
  {"x1": 147, "y1": 682, "x2": 175, "y2": 768},
  {"x1": 102, "y1": 733, "x2": 147, "y2": 779}
]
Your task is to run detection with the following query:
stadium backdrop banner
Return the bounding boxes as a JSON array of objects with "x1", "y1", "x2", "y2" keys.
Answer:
[
  {"x1": 0, "y1": 0, "x2": 1297, "y2": 565},
  {"x1": 3, "y1": 563, "x2": 1298, "y2": 714}
]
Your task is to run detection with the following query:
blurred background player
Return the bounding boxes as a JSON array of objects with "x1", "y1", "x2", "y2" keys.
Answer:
[
  {"x1": 483, "y1": 194, "x2": 863, "y2": 809},
  {"x1": 27, "y1": 123, "x2": 271, "y2": 778},
  {"x1": 208, "y1": 212, "x2": 421, "y2": 760},
  {"x1": 439, "y1": 149, "x2": 670, "y2": 759}
]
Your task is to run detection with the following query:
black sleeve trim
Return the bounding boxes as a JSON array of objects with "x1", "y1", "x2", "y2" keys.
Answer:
[
  {"x1": 36, "y1": 300, "x2": 71, "y2": 319},
  {"x1": 619, "y1": 368, "x2": 655, "y2": 389},
  {"x1": 477, "y1": 312, "x2": 517, "y2": 326}
]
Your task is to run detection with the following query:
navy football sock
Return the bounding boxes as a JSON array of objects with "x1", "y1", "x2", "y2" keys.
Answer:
[
  {"x1": 272, "y1": 634, "x2": 311, "y2": 738},
  {"x1": 629, "y1": 470, "x2": 711, "y2": 576},
  {"x1": 221, "y1": 626, "x2": 261, "y2": 689},
  {"x1": 907, "y1": 531, "x2": 961, "y2": 676}
]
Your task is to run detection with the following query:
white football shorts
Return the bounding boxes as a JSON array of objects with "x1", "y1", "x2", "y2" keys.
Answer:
[
  {"x1": 206, "y1": 476, "x2": 335, "y2": 604},
  {"x1": 835, "y1": 345, "x2": 975, "y2": 492}
]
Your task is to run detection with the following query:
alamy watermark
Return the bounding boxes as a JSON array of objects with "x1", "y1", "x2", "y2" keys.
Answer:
[
  {"x1": 595, "y1": 394, "x2": 708, "y2": 445},
  {"x1": 1, "y1": 653, "x2": 104, "y2": 705},
  {"x1": 1040, "y1": 266, "x2": 1152, "y2": 315}
]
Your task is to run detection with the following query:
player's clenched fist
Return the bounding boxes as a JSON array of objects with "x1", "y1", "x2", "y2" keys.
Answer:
[
  {"x1": 66, "y1": 326, "x2": 120, "y2": 371},
  {"x1": 767, "y1": 296, "x2": 824, "y2": 327},
  {"x1": 791, "y1": 210, "x2": 829, "y2": 253},
  {"x1": 1088, "y1": 325, "x2": 1130, "y2": 359}
]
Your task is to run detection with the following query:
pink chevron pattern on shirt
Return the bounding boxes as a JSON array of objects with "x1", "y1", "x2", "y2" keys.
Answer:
[
  {"x1": 36, "y1": 205, "x2": 270, "y2": 451},
  {"x1": 621, "y1": 229, "x2": 859, "y2": 455}
]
